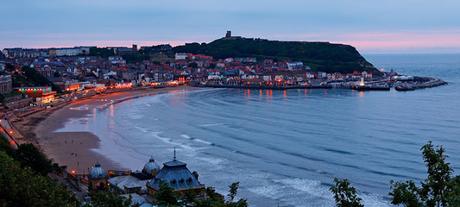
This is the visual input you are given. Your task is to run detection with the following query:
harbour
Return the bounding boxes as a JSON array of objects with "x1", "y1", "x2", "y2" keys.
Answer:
[{"x1": 49, "y1": 54, "x2": 460, "y2": 207}]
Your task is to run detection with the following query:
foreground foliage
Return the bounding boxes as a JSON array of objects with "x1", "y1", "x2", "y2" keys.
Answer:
[
  {"x1": 331, "y1": 141, "x2": 460, "y2": 207},
  {"x1": 155, "y1": 181, "x2": 248, "y2": 207},
  {"x1": 390, "y1": 141, "x2": 460, "y2": 207},
  {"x1": 13, "y1": 143, "x2": 54, "y2": 175},
  {"x1": 156, "y1": 182, "x2": 179, "y2": 206},
  {"x1": 330, "y1": 178, "x2": 364, "y2": 207},
  {"x1": 0, "y1": 151, "x2": 78, "y2": 207},
  {"x1": 85, "y1": 191, "x2": 132, "y2": 207}
]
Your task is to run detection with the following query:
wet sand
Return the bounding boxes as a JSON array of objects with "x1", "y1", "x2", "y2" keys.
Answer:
[{"x1": 13, "y1": 86, "x2": 187, "y2": 174}]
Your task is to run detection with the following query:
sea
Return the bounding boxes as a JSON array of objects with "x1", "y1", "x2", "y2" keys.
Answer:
[{"x1": 58, "y1": 54, "x2": 460, "y2": 207}]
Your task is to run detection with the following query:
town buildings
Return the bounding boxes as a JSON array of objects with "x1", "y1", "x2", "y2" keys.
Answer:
[
  {"x1": 0, "y1": 41, "x2": 384, "y2": 113},
  {"x1": 0, "y1": 75, "x2": 13, "y2": 94},
  {"x1": 2, "y1": 47, "x2": 92, "y2": 58}
]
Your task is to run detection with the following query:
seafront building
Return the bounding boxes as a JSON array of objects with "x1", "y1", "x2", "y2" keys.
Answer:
[
  {"x1": 0, "y1": 75, "x2": 13, "y2": 94},
  {"x1": 15, "y1": 86, "x2": 57, "y2": 104},
  {"x1": 146, "y1": 154, "x2": 205, "y2": 197},
  {"x1": 85, "y1": 153, "x2": 205, "y2": 206},
  {"x1": 88, "y1": 163, "x2": 109, "y2": 191}
]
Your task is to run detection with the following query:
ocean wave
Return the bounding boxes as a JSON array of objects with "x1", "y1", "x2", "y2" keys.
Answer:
[
  {"x1": 180, "y1": 134, "x2": 192, "y2": 139},
  {"x1": 361, "y1": 194, "x2": 391, "y2": 207},
  {"x1": 199, "y1": 123, "x2": 225, "y2": 127},
  {"x1": 134, "y1": 126, "x2": 149, "y2": 133},
  {"x1": 273, "y1": 178, "x2": 331, "y2": 200},
  {"x1": 196, "y1": 156, "x2": 225, "y2": 166},
  {"x1": 247, "y1": 177, "x2": 333, "y2": 207},
  {"x1": 249, "y1": 177, "x2": 389, "y2": 207},
  {"x1": 248, "y1": 185, "x2": 282, "y2": 200},
  {"x1": 151, "y1": 132, "x2": 197, "y2": 155},
  {"x1": 180, "y1": 134, "x2": 214, "y2": 146},
  {"x1": 194, "y1": 138, "x2": 214, "y2": 145}
]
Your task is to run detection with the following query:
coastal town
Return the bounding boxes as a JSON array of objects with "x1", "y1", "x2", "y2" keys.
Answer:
[
  {"x1": 0, "y1": 33, "x2": 449, "y2": 207},
  {"x1": 0, "y1": 33, "x2": 447, "y2": 108}
]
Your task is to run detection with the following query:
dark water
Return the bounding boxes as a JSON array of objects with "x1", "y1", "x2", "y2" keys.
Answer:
[{"x1": 60, "y1": 54, "x2": 460, "y2": 207}]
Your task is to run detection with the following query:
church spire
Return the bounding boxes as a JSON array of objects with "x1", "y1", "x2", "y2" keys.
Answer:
[{"x1": 173, "y1": 147, "x2": 176, "y2": 161}]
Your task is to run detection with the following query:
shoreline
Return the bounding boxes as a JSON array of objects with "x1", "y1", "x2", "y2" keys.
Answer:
[{"x1": 12, "y1": 86, "x2": 190, "y2": 174}]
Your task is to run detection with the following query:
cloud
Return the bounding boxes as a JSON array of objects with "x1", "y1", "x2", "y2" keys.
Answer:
[
  {"x1": 1, "y1": 0, "x2": 460, "y2": 53},
  {"x1": 337, "y1": 31, "x2": 460, "y2": 53},
  {"x1": 266, "y1": 30, "x2": 460, "y2": 53}
]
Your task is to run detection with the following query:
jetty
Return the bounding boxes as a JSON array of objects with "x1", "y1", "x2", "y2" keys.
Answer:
[{"x1": 395, "y1": 77, "x2": 447, "y2": 91}]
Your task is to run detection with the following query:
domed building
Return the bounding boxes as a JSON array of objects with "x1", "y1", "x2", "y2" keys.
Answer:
[
  {"x1": 147, "y1": 151, "x2": 205, "y2": 197},
  {"x1": 142, "y1": 156, "x2": 161, "y2": 177},
  {"x1": 107, "y1": 157, "x2": 160, "y2": 195},
  {"x1": 88, "y1": 163, "x2": 108, "y2": 191}
]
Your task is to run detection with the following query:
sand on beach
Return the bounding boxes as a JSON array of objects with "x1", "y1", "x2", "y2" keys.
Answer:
[{"x1": 13, "y1": 86, "x2": 188, "y2": 174}]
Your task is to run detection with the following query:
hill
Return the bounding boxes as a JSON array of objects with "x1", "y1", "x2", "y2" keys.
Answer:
[{"x1": 174, "y1": 37, "x2": 379, "y2": 74}]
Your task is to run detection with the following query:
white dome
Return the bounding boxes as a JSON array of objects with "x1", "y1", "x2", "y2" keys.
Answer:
[
  {"x1": 89, "y1": 163, "x2": 107, "y2": 180},
  {"x1": 143, "y1": 156, "x2": 160, "y2": 175}
]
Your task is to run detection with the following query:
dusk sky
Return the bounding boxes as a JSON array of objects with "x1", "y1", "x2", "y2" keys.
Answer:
[{"x1": 2, "y1": 0, "x2": 460, "y2": 53}]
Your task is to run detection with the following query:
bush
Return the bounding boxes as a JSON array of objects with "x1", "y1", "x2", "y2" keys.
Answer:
[{"x1": 0, "y1": 151, "x2": 78, "y2": 207}]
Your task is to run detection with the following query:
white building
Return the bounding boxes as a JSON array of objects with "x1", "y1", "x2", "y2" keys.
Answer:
[
  {"x1": 108, "y1": 56, "x2": 126, "y2": 64},
  {"x1": 318, "y1": 72, "x2": 327, "y2": 79},
  {"x1": 55, "y1": 48, "x2": 80, "y2": 56},
  {"x1": 262, "y1": 75, "x2": 272, "y2": 81},
  {"x1": 287, "y1": 62, "x2": 304, "y2": 70},
  {"x1": 175, "y1": 53, "x2": 188, "y2": 60},
  {"x1": 207, "y1": 74, "x2": 222, "y2": 80},
  {"x1": 51, "y1": 47, "x2": 91, "y2": 57}
]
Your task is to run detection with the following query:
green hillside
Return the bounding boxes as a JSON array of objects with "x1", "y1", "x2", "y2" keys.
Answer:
[{"x1": 174, "y1": 37, "x2": 379, "y2": 74}]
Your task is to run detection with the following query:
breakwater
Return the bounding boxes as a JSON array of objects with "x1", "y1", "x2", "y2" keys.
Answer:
[{"x1": 395, "y1": 78, "x2": 447, "y2": 91}]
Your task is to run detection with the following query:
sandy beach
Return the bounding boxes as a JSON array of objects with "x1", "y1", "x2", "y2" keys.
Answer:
[{"x1": 12, "y1": 86, "x2": 188, "y2": 174}]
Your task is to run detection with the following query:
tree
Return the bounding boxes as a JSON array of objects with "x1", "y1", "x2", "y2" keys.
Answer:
[
  {"x1": 446, "y1": 176, "x2": 460, "y2": 206},
  {"x1": 5, "y1": 63, "x2": 15, "y2": 72},
  {"x1": 193, "y1": 187, "x2": 226, "y2": 207},
  {"x1": 188, "y1": 62, "x2": 198, "y2": 69},
  {"x1": 0, "y1": 151, "x2": 78, "y2": 207},
  {"x1": 330, "y1": 178, "x2": 364, "y2": 207},
  {"x1": 226, "y1": 182, "x2": 248, "y2": 207},
  {"x1": 89, "y1": 47, "x2": 115, "y2": 57},
  {"x1": 390, "y1": 141, "x2": 457, "y2": 207},
  {"x1": 390, "y1": 180, "x2": 423, "y2": 207},
  {"x1": 420, "y1": 142, "x2": 452, "y2": 206},
  {"x1": 21, "y1": 66, "x2": 62, "y2": 93},
  {"x1": 0, "y1": 136, "x2": 14, "y2": 155},
  {"x1": 89, "y1": 191, "x2": 131, "y2": 207},
  {"x1": 155, "y1": 181, "x2": 178, "y2": 206},
  {"x1": 14, "y1": 143, "x2": 53, "y2": 175},
  {"x1": 227, "y1": 182, "x2": 239, "y2": 202}
]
